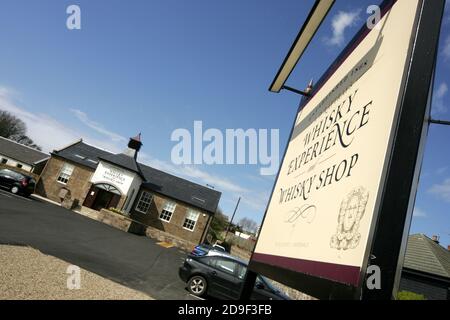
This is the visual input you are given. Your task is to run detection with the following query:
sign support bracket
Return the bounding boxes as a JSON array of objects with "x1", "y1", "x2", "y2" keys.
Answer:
[{"x1": 429, "y1": 119, "x2": 450, "y2": 126}]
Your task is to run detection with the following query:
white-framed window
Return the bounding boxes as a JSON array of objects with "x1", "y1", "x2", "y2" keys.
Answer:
[
  {"x1": 135, "y1": 191, "x2": 153, "y2": 214},
  {"x1": 57, "y1": 163, "x2": 75, "y2": 184},
  {"x1": 159, "y1": 201, "x2": 176, "y2": 222},
  {"x1": 183, "y1": 209, "x2": 200, "y2": 231}
]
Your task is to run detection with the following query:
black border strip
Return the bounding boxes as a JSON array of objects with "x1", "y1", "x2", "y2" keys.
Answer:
[{"x1": 361, "y1": 0, "x2": 446, "y2": 300}]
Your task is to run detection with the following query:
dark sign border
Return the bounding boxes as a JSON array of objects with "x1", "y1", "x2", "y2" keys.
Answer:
[{"x1": 244, "y1": 0, "x2": 445, "y2": 300}]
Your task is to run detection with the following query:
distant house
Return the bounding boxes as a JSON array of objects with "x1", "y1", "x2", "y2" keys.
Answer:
[
  {"x1": 0, "y1": 136, "x2": 49, "y2": 174},
  {"x1": 400, "y1": 234, "x2": 450, "y2": 300},
  {"x1": 234, "y1": 231, "x2": 252, "y2": 240}
]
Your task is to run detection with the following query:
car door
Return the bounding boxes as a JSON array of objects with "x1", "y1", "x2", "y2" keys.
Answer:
[
  {"x1": 0, "y1": 169, "x2": 6, "y2": 187},
  {"x1": 207, "y1": 258, "x2": 242, "y2": 300},
  {"x1": 251, "y1": 276, "x2": 277, "y2": 300},
  {"x1": 27, "y1": 178, "x2": 36, "y2": 194},
  {"x1": 0, "y1": 169, "x2": 15, "y2": 189}
]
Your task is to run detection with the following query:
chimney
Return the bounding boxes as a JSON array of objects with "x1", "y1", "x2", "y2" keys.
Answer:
[
  {"x1": 448, "y1": 245, "x2": 450, "y2": 251},
  {"x1": 431, "y1": 235, "x2": 440, "y2": 244}
]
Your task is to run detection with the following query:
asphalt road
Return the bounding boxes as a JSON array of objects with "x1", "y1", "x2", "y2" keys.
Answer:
[{"x1": 0, "y1": 189, "x2": 197, "y2": 300}]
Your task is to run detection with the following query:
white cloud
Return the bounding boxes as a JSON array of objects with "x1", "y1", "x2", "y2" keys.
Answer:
[
  {"x1": 433, "y1": 82, "x2": 448, "y2": 115},
  {"x1": 240, "y1": 190, "x2": 271, "y2": 212},
  {"x1": 443, "y1": 35, "x2": 450, "y2": 61},
  {"x1": 436, "y1": 167, "x2": 448, "y2": 175},
  {"x1": 445, "y1": 1, "x2": 450, "y2": 24},
  {"x1": 70, "y1": 109, "x2": 127, "y2": 143},
  {"x1": 413, "y1": 207, "x2": 427, "y2": 218},
  {"x1": 0, "y1": 89, "x2": 123, "y2": 154},
  {"x1": 325, "y1": 9, "x2": 362, "y2": 47},
  {"x1": 428, "y1": 178, "x2": 450, "y2": 202},
  {"x1": 436, "y1": 82, "x2": 449, "y2": 98},
  {"x1": 139, "y1": 152, "x2": 249, "y2": 195},
  {"x1": 1, "y1": 88, "x2": 81, "y2": 152}
]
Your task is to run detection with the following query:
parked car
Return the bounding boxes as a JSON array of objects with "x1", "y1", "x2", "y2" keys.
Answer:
[
  {"x1": 0, "y1": 169, "x2": 36, "y2": 196},
  {"x1": 191, "y1": 243, "x2": 227, "y2": 256},
  {"x1": 179, "y1": 252, "x2": 290, "y2": 300}
]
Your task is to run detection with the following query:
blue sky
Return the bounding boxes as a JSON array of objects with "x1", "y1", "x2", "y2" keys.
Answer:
[{"x1": 0, "y1": 0, "x2": 449, "y2": 246}]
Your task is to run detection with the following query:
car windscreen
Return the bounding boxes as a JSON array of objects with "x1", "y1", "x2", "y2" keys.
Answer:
[{"x1": 0, "y1": 170, "x2": 23, "y2": 180}]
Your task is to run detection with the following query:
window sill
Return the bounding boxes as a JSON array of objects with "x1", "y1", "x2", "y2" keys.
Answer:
[
  {"x1": 135, "y1": 209, "x2": 148, "y2": 214},
  {"x1": 182, "y1": 227, "x2": 195, "y2": 232}
]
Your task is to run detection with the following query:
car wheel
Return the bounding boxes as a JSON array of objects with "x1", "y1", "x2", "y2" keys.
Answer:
[
  {"x1": 188, "y1": 275, "x2": 207, "y2": 297},
  {"x1": 11, "y1": 186, "x2": 19, "y2": 194}
]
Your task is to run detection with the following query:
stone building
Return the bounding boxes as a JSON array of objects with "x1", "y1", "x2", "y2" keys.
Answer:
[
  {"x1": 0, "y1": 136, "x2": 49, "y2": 174},
  {"x1": 36, "y1": 135, "x2": 221, "y2": 244}
]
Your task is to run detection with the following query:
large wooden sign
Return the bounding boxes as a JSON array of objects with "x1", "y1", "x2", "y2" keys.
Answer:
[{"x1": 248, "y1": 0, "x2": 445, "y2": 299}]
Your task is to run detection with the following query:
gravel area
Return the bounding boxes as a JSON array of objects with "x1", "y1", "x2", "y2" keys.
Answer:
[{"x1": 0, "y1": 245, "x2": 153, "y2": 300}]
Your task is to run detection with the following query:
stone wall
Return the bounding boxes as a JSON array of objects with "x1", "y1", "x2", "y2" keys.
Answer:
[
  {"x1": 36, "y1": 156, "x2": 94, "y2": 208},
  {"x1": 97, "y1": 209, "x2": 134, "y2": 233},
  {"x1": 81, "y1": 208, "x2": 197, "y2": 251}
]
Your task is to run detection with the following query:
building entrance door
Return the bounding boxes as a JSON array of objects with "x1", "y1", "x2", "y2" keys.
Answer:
[{"x1": 83, "y1": 183, "x2": 121, "y2": 211}]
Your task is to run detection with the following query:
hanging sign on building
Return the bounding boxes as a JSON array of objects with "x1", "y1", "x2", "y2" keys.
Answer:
[{"x1": 91, "y1": 161, "x2": 139, "y2": 195}]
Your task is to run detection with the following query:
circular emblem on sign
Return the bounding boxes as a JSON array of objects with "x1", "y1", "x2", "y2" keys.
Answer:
[{"x1": 330, "y1": 187, "x2": 369, "y2": 251}]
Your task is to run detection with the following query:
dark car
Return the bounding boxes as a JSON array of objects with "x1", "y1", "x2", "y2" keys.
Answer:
[
  {"x1": 0, "y1": 169, "x2": 36, "y2": 196},
  {"x1": 179, "y1": 252, "x2": 290, "y2": 300}
]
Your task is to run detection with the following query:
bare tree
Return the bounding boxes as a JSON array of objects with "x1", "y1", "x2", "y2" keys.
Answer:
[
  {"x1": 238, "y1": 217, "x2": 259, "y2": 234},
  {"x1": 0, "y1": 110, "x2": 26, "y2": 138},
  {"x1": 0, "y1": 110, "x2": 42, "y2": 150},
  {"x1": 12, "y1": 135, "x2": 42, "y2": 151}
]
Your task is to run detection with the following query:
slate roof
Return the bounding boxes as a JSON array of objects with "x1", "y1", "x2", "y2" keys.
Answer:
[
  {"x1": 0, "y1": 136, "x2": 49, "y2": 165},
  {"x1": 52, "y1": 140, "x2": 110, "y2": 169},
  {"x1": 404, "y1": 234, "x2": 450, "y2": 279},
  {"x1": 99, "y1": 153, "x2": 143, "y2": 176},
  {"x1": 52, "y1": 140, "x2": 221, "y2": 214},
  {"x1": 139, "y1": 164, "x2": 221, "y2": 214}
]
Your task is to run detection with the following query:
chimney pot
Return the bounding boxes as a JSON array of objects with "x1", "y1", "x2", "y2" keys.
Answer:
[
  {"x1": 448, "y1": 245, "x2": 450, "y2": 251},
  {"x1": 431, "y1": 235, "x2": 440, "y2": 244}
]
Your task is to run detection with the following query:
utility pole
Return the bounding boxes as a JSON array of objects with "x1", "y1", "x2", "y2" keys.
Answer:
[{"x1": 224, "y1": 197, "x2": 241, "y2": 242}]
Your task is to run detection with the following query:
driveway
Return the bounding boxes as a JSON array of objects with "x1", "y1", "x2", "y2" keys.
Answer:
[{"x1": 0, "y1": 189, "x2": 196, "y2": 300}]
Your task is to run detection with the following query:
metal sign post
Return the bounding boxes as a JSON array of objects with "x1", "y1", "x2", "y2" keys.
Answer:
[{"x1": 360, "y1": 0, "x2": 445, "y2": 300}]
